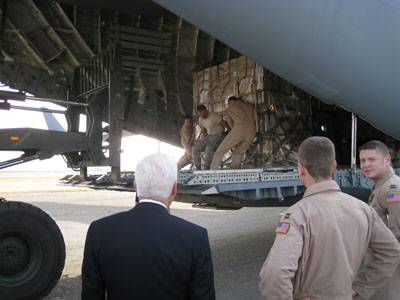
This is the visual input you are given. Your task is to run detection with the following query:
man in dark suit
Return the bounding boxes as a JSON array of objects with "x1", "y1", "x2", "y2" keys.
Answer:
[{"x1": 81, "y1": 153, "x2": 216, "y2": 300}]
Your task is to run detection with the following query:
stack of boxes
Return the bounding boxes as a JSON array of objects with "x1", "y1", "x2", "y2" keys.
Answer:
[{"x1": 193, "y1": 56, "x2": 264, "y2": 115}]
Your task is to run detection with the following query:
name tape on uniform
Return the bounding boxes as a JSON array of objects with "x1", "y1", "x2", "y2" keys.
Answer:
[
  {"x1": 276, "y1": 222, "x2": 290, "y2": 234},
  {"x1": 387, "y1": 192, "x2": 400, "y2": 204}
]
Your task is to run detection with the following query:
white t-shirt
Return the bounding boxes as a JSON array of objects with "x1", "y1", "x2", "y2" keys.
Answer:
[{"x1": 199, "y1": 111, "x2": 224, "y2": 136}]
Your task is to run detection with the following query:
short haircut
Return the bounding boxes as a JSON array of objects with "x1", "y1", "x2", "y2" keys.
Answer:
[
  {"x1": 197, "y1": 105, "x2": 207, "y2": 111},
  {"x1": 184, "y1": 114, "x2": 192, "y2": 120},
  {"x1": 298, "y1": 136, "x2": 335, "y2": 180},
  {"x1": 359, "y1": 140, "x2": 390, "y2": 157},
  {"x1": 135, "y1": 153, "x2": 177, "y2": 199}
]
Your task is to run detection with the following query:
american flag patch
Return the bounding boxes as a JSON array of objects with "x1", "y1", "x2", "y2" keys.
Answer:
[
  {"x1": 276, "y1": 222, "x2": 290, "y2": 234},
  {"x1": 387, "y1": 193, "x2": 400, "y2": 204}
]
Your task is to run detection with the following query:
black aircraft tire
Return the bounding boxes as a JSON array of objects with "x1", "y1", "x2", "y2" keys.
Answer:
[{"x1": 0, "y1": 201, "x2": 65, "y2": 300}]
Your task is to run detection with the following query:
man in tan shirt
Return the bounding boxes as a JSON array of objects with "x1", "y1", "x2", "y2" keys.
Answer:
[
  {"x1": 259, "y1": 136, "x2": 400, "y2": 300},
  {"x1": 177, "y1": 115, "x2": 195, "y2": 170},
  {"x1": 192, "y1": 105, "x2": 230, "y2": 170},
  {"x1": 360, "y1": 140, "x2": 400, "y2": 300},
  {"x1": 210, "y1": 96, "x2": 256, "y2": 170}
]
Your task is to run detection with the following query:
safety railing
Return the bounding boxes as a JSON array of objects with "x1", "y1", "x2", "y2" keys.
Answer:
[{"x1": 73, "y1": 47, "x2": 115, "y2": 98}]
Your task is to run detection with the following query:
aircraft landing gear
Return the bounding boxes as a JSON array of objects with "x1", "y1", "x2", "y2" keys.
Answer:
[{"x1": 0, "y1": 201, "x2": 65, "y2": 300}]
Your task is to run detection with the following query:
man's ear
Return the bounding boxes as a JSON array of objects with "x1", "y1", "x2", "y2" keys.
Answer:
[
  {"x1": 133, "y1": 180, "x2": 137, "y2": 190},
  {"x1": 298, "y1": 162, "x2": 306, "y2": 176},
  {"x1": 384, "y1": 154, "x2": 392, "y2": 167},
  {"x1": 171, "y1": 181, "x2": 178, "y2": 197},
  {"x1": 333, "y1": 161, "x2": 337, "y2": 172}
]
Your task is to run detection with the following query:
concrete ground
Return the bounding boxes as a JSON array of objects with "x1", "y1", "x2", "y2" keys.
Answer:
[{"x1": 3, "y1": 189, "x2": 286, "y2": 300}]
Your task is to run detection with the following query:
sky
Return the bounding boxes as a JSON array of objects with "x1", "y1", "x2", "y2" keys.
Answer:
[{"x1": 0, "y1": 87, "x2": 184, "y2": 173}]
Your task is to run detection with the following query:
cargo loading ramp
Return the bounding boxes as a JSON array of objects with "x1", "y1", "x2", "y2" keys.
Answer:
[{"x1": 59, "y1": 167, "x2": 399, "y2": 209}]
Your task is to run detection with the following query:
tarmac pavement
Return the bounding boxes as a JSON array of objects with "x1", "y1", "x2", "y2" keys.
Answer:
[{"x1": 4, "y1": 190, "x2": 286, "y2": 300}]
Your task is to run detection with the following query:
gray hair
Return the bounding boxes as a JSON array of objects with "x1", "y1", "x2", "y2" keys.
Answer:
[{"x1": 135, "y1": 153, "x2": 178, "y2": 199}]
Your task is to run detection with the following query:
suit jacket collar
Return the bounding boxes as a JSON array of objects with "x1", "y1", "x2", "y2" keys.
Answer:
[
  {"x1": 133, "y1": 202, "x2": 169, "y2": 213},
  {"x1": 138, "y1": 199, "x2": 168, "y2": 210}
]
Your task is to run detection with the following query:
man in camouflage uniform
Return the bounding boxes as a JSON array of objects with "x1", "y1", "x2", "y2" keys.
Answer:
[
  {"x1": 360, "y1": 140, "x2": 400, "y2": 300},
  {"x1": 177, "y1": 115, "x2": 195, "y2": 170},
  {"x1": 192, "y1": 105, "x2": 230, "y2": 170}
]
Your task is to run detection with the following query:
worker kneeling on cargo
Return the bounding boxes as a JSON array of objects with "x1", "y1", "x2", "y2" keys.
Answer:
[
  {"x1": 210, "y1": 96, "x2": 256, "y2": 170},
  {"x1": 192, "y1": 105, "x2": 230, "y2": 170}
]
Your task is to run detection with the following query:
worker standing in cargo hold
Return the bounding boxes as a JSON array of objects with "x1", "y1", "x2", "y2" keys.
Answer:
[
  {"x1": 259, "y1": 136, "x2": 400, "y2": 300},
  {"x1": 359, "y1": 140, "x2": 400, "y2": 300},
  {"x1": 210, "y1": 96, "x2": 256, "y2": 170},
  {"x1": 177, "y1": 115, "x2": 195, "y2": 170},
  {"x1": 192, "y1": 105, "x2": 230, "y2": 170}
]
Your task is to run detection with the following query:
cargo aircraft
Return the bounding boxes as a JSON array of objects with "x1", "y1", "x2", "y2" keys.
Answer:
[{"x1": 0, "y1": 1, "x2": 399, "y2": 298}]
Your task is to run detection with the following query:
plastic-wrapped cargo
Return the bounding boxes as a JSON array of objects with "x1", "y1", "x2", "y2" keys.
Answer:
[
  {"x1": 192, "y1": 56, "x2": 313, "y2": 167},
  {"x1": 193, "y1": 56, "x2": 263, "y2": 114}
]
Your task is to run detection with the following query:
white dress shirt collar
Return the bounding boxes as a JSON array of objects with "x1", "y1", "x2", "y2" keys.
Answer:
[{"x1": 138, "y1": 199, "x2": 168, "y2": 210}]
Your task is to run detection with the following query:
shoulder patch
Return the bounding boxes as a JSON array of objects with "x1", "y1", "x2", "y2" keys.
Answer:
[
  {"x1": 391, "y1": 185, "x2": 397, "y2": 189},
  {"x1": 387, "y1": 193, "x2": 400, "y2": 204},
  {"x1": 276, "y1": 222, "x2": 290, "y2": 234}
]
